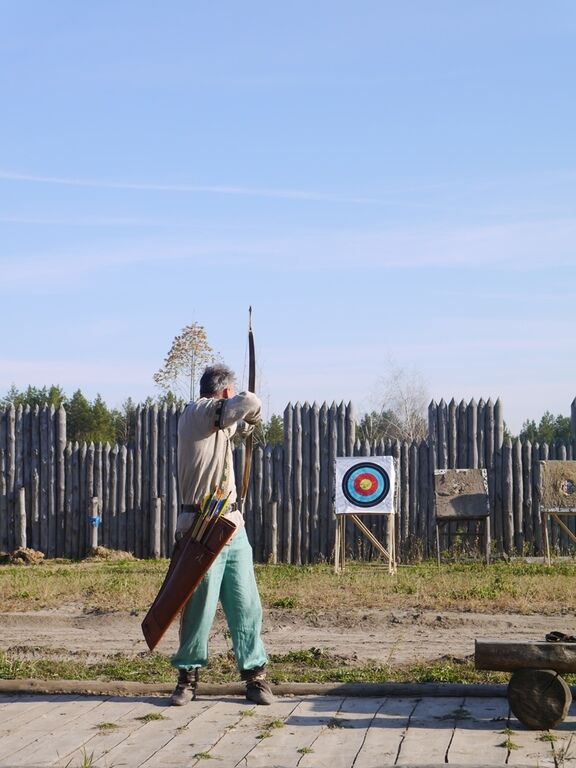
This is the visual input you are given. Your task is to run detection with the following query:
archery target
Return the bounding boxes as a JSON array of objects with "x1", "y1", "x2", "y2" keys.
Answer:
[{"x1": 335, "y1": 456, "x2": 395, "y2": 515}]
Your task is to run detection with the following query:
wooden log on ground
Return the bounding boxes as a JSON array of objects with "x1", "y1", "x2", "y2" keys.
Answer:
[
  {"x1": 508, "y1": 669, "x2": 572, "y2": 730},
  {"x1": 475, "y1": 639, "x2": 576, "y2": 673}
]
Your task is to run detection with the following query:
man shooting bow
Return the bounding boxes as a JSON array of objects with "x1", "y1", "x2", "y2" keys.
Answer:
[{"x1": 170, "y1": 363, "x2": 273, "y2": 706}]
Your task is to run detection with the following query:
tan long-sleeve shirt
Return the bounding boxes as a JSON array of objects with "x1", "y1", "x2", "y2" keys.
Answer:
[{"x1": 176, "y1": 391, "x2": 261, "y2": 536}]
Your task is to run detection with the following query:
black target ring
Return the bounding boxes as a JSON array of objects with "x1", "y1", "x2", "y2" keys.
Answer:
[{"x1": 342, "y1": 462, "x2": 391, "y2": 508}]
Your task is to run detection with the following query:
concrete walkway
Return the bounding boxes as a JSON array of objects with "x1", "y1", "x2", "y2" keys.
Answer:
[{"x1": 0, "y1": 690, "x2": 574, "y2": 767}]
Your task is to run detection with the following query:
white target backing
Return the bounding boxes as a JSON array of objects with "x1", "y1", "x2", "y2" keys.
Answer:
[{"x1": 334, "y1": 456, "x2": 396, "y2": 515}]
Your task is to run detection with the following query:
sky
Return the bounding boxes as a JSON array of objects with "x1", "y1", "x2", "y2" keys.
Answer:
[{"x1": 1, "y1": 1, "x2": 575, "y2": 434}]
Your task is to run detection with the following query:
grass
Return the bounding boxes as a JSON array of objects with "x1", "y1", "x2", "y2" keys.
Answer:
[
  {"x1": 95, "y1": 722, "x2": 118, "y2": 731},
  {"x1": 1, "y1": 558, "x2": 576, "y2": 614},
  {"x1": 135, "y1": 712, "x2": 166, "y2": 722},
  {"x1": 0, "y1": 646, "x2": 534, "y2": 685},
  {"x1": 2, "y1": 558, "x2": 576, "y2": 686}
]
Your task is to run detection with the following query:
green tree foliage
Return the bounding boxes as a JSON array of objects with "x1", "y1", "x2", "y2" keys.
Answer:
[
  {"x1": 0, "y1": 384, "x2": 66, "y2": 409},
  {"x1": 154, "y1": 323, "x2": 217, "y2": 401},
  {"x1": 254, "y1": 414, "x2": 284, "y2": 446},
  {"x1": 519, "y1": 411, "x2": 571, "y2": 444},
  {"x1": 67, "y1": 390, "x2": 113, "y2": 443}
]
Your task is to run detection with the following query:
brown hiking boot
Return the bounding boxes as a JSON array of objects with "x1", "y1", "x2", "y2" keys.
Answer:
[
  {"x1": 170, "y1": 668, "x2": 199, "y2": 706},
  {"x1": 241, "y1": 665, "x2": 274, "y2": 705}
]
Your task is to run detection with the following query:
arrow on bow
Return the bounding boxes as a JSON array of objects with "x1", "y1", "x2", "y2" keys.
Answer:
[{"x1": 240, "y1": 306, "x2": 255, "y2": 509}]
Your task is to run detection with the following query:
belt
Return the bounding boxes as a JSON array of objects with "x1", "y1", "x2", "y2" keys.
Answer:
[{"x1": 181, "y1": 503, "x2": 238, "y2": 514}]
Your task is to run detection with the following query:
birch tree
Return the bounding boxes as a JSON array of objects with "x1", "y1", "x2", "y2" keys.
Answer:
[{"x1": 154, "y1": 323, "x2": 217, "y2": 402}]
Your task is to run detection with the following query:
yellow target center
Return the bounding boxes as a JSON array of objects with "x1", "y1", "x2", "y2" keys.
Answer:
[{"x1": 359, "y1": 478, "x2": 373, "y2": 491}]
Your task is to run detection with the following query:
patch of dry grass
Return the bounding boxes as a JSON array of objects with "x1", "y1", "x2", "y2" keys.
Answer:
[{"x1": 0, "y1": 558, "x2": 575, "y2": 614}]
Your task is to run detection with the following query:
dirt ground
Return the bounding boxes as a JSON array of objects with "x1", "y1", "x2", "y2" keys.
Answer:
[{"x1": 1, "y1": 606, "x2": 570, "y2": 667}]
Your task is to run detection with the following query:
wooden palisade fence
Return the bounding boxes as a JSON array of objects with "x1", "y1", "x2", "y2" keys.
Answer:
[{"x1": 1, "y1": 398, "x2": 575, "y2": 562}]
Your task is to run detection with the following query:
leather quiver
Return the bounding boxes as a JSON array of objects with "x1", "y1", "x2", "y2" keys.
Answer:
[{"x1": 141, "y1": 516, "x2": 237, "y2": 651}]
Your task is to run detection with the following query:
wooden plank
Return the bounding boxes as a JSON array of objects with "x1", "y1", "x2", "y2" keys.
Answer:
[
  {"x1": 71, "y1": 697, "x2": 214, "y2": 768},
  {"x1": 395, "y1": 696, "x2": 466, "y2": 765},
  {"x1": 52, "y1": 697, "x2": 210, "y2": 768},
  {"x1": 352, "y1": 696, "x2": 418, "y2": 768},
  {"x1": 0, "y1": 695, "x2": 107, "y2": 764},
  {"x1": 446, "y1": 696, "x2": 511, "y2": 765},
  {"x1": 103, "y1": 699, "x2": 248, "y2": 768},
  {"x1": 506, "y1": 722, "x2": 556, "y2": 767},
  {"x1": 55, "y1": 406, "x2": 66, "y2": 557},
  {"x1": 475, "y1": 639, "x2": 576, "y2": 672},
  {"x1": 173, "y1": 698, "x2": 301, "y2": 768},
  {"x1": 14, "y1": 696, "x2": 143, "y2": 767},
  {"x1": 248, "y1": 696, "x2": 342, "y2": 768}
]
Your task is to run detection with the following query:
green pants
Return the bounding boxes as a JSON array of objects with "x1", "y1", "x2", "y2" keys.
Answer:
[{"x1": 172, "y1": 527, "x2": 268, "y2": 672}]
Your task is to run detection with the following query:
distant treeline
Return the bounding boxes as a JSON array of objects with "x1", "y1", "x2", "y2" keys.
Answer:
[
  {"x1": 0, "y1": 386, "x2": 284, "y2": 446},
  {"x1": 1, "y1": 385, "x2": 573, "y2": 447}
]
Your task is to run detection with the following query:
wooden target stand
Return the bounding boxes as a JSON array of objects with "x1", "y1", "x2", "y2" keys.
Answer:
[
  {"x1": 540, "y1": 461, "x2": 576, "y2": 564},
  {"x1": 334, "y1": 512, "x2": 396, "y2": 574},
  {"x1": 476, "y1": 639, "x2": 576, "y2": 729},
  {"x1": 542, "y1": 506, "x2": 576, "y2": 565}
]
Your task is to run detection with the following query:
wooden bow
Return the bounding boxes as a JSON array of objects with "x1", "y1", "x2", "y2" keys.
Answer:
[{"x1": 240, "y1": 307, "x2": 255, "y2": 507}]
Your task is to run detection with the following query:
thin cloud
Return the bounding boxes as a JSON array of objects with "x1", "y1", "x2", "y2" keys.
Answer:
[{"x1": 0, "y1": 169, "x2": 392, "y2": 206}]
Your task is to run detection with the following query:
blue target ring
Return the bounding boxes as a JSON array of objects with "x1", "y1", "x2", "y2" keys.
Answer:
[{"x1": 342, "y1": 462, "x2": 390, "y2": 508}]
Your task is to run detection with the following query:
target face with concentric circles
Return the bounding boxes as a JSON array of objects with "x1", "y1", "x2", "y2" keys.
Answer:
[{"x1": 342, "y1": 462, "x2": 391, "y2": 508}]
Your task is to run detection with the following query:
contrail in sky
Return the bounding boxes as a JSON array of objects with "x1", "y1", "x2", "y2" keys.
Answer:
[{"x1": 0, "y1": 169, "x2": 388, "y2": 205}]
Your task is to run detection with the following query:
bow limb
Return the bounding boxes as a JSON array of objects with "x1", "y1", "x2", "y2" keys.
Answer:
[{"x1": 240, "y1": 307, "x2": 255, "y2": 506}]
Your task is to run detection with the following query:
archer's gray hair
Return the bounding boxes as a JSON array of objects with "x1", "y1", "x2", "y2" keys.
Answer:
[{"x1": 199, "y1": 364, "x2": 236, "y2": 397}]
